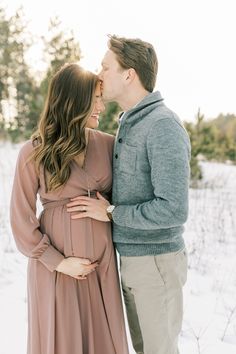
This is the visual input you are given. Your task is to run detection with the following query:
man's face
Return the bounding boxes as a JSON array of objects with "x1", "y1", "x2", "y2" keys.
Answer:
[{"x1": 99, "y1": 50, "x2": 126, "y2": 103}]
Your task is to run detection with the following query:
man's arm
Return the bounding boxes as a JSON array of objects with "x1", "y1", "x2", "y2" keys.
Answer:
[{"x1": 112, "y1": 118, "x2": 191, "y2": 229}]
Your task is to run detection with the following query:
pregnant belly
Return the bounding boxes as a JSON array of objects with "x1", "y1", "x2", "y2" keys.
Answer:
[{"x1": 40, "y1": 207, "x2": 112, "y2": 262}]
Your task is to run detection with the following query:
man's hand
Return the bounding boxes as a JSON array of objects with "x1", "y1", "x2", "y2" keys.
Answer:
[{"x1": 67, "y1": 191, "x2": 110, "y2": 222}]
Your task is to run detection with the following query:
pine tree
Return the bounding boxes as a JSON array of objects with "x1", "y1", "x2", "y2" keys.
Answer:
[
  {"x1": 98, "y1": 102, "x2": 120, "y2": 135},
  {"x1": 40, "y1": 17, "x2": 82, "y2": 99},
  {"x1": 0, "y1": 6, "x2": 38, "y2": 141},
  {"x1": 0, "y1": 6, "x2": 12, "y2": 133}
]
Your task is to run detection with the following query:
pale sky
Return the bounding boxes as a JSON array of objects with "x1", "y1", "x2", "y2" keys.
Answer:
[{"x1": 4, "y1": 0, "x2": 236, "y2": 122}]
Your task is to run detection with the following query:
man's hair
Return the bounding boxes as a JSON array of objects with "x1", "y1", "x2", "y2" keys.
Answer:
[{"x1": 108, "y1": 34, "x2": 158, "y2": 92}]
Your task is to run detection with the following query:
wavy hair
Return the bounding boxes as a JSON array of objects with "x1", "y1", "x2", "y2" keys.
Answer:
[{"x1": 31, "y1": 63, "x2": 99, "y2": 191}]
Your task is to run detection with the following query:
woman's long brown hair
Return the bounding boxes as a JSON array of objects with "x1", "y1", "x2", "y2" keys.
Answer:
[{"x1": 31, "y1": 63, "x2": 99, "y2": 191}]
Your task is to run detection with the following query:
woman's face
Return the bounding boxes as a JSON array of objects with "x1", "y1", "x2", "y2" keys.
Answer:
[{"x1": 86, "y1": 83, "x2": 105, "y2": 129}]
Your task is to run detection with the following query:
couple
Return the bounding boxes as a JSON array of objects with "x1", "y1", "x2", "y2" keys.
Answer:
[{"x1": 10, "y1": 35, "x2": 191, "y2": 354}]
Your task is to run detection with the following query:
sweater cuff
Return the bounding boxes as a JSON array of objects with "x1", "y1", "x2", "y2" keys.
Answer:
[
  {"x1": 112, "y1": 205, "x2": 125, "y2": 226},
  {"x1": 39, "y1": 245, "x2": 65, "y2": 272}
]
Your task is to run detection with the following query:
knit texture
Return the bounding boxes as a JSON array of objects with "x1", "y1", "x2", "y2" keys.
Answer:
[{"x1": 112, "y1": 91, "x2": 191, "y2": 256}]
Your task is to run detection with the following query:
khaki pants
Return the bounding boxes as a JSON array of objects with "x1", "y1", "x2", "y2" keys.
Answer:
[{"x1": 120, "y1": 248, "x2": 187, "y2": 354}]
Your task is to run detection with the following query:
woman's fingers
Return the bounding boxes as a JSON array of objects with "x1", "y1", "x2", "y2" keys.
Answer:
[
  {"x1": 77, "y1": 261, "x2": 98, "y2": 277},
  {"x1": 96, "y1": 191, "x2": 106, "y2": 200},
  {"x1": 68, "y1": 196, "x2": 91, "y2": 204},
  {"x1": 75, "y1": 268, "x2": 97, "y2": 280},
  {"x1": 76, "y1": 275, "x2": 87, "y2": 280},
  {"x1": 67, "y1": 206, "x2": 89, "y2": 212},
  {"x1": 83, "y1": 263, "x2": 98, "y2": 272},
  {"x1": 77, "y1": 257, "x2": 92, "y2": 265},
  {"x1": 67, "y1": 200, "x2": 90, "y2": 208},
  {"x1": 63, "y1": 257, "x2": 98, "y2": 279},
  {"x1": 71, "y1": 212, "x2": 90, "y2": 219}
]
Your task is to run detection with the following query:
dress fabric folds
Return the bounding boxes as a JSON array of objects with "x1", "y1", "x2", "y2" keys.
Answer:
[{"x1": 10, "y1": 129, "x2": 129, "y2": 354}]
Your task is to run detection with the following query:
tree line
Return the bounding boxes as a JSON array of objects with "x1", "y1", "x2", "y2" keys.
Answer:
[
  {"x1": 185, "y1": 111, "x2": 236, "y2": 184},
  {"x1": 0, "y1": 6, "x2": 235, "y2": 183}
]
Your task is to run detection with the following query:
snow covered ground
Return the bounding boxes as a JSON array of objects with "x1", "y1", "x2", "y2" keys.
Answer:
[{"x1": 0, "y1": 141, "x2": 236, "y2": 354}]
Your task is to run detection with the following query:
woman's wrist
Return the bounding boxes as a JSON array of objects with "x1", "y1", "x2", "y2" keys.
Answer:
[{"x1": 56, "y1": 258, "x2": 65, "y2": 272}]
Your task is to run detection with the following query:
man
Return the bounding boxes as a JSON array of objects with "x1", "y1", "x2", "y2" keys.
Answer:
[{"x1": 67, "y1": 35, "x2": 191, "y2": 354}]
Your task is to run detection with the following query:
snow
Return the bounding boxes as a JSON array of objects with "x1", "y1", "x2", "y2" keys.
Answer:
[{"x1": 0, "y1": 142, "x2": 236, "y2": 354}]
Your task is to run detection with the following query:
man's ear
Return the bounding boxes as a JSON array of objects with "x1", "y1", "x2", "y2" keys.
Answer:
[{"x1": 125, "y1": 68, "x2": 136, "y2": 82}]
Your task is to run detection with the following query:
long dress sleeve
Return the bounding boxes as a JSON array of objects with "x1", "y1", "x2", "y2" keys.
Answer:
[{"x1": 10, "y1": 141, "x2": 65, "y2": 272}]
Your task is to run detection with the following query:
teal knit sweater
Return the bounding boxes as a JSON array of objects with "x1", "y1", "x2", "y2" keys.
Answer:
[{"x1": 112, "y1": 91, "x2": 191, "y2": 256}]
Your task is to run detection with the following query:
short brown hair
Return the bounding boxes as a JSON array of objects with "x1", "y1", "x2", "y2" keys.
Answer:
[{"x1": 108, "y1": 35, "x2": 158, "y2": 92}]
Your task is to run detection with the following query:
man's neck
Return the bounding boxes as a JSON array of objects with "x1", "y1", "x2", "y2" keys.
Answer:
[{"x1": 118, "y1": 89, "x2": 150, "y2": 111}]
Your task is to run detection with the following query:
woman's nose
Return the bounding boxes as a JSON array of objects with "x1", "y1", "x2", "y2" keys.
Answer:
[
  {"x1": 97, "y1": 100, "x2": 105, "y2": 112},
  {"x1": 98, "y1": 70, "x2": 103, "y2": 80},
  {"x1": 99, "y1": 101, "x2": 105, "y2": 112}
]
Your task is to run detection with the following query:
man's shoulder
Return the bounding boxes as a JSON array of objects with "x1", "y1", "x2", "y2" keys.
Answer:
[
  {"x1": 146, "y1": 103, "x2": 186, "y2": 132},
  {"x1": 148, "y1": 101, "x2": 175, "y2": 120}
]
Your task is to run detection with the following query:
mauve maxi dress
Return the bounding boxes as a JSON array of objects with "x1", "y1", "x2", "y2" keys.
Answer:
[{"x1": 10, "y1": 129, "x2": 129, "y2": 354}]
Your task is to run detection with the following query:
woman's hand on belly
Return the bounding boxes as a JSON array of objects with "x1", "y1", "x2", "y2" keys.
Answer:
[
  {"x1": 67, "y1": 191, "x2": 110, "y2": 222},
  {"x1": 56, "y1": 257, "x2": 98, "y2": 280}
]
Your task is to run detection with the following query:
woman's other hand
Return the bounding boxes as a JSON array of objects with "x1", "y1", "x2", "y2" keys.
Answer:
[{"x1": 56, "y1": 257, "x2": 98, "y2": 280}]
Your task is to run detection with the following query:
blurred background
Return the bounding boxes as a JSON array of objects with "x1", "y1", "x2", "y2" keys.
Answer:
[{"x1": 0, "y1": 1, "x2": 236, "y2": 353}]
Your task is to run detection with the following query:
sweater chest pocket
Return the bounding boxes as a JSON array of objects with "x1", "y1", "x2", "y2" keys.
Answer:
[{"x1": 119, "y1": 144, "x2": 137, "y2": 175}]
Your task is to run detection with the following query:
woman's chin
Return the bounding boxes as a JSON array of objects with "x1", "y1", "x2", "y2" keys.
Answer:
[{"x1": 86, "y1": 120, "x2": 99, "y2": 129}]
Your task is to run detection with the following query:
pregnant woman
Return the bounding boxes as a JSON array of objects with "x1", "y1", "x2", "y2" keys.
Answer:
[{"x1": 10, "y1": 63, "x2": 128, "y2": 354}]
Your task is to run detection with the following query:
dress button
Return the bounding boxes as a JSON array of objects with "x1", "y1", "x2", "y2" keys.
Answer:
[
  {"x1": 115, "y1": 154, "x2": 118, "y2": 159},
  {"x1": 118, "y1": 138, "x2": 122, "y2": 143}
]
